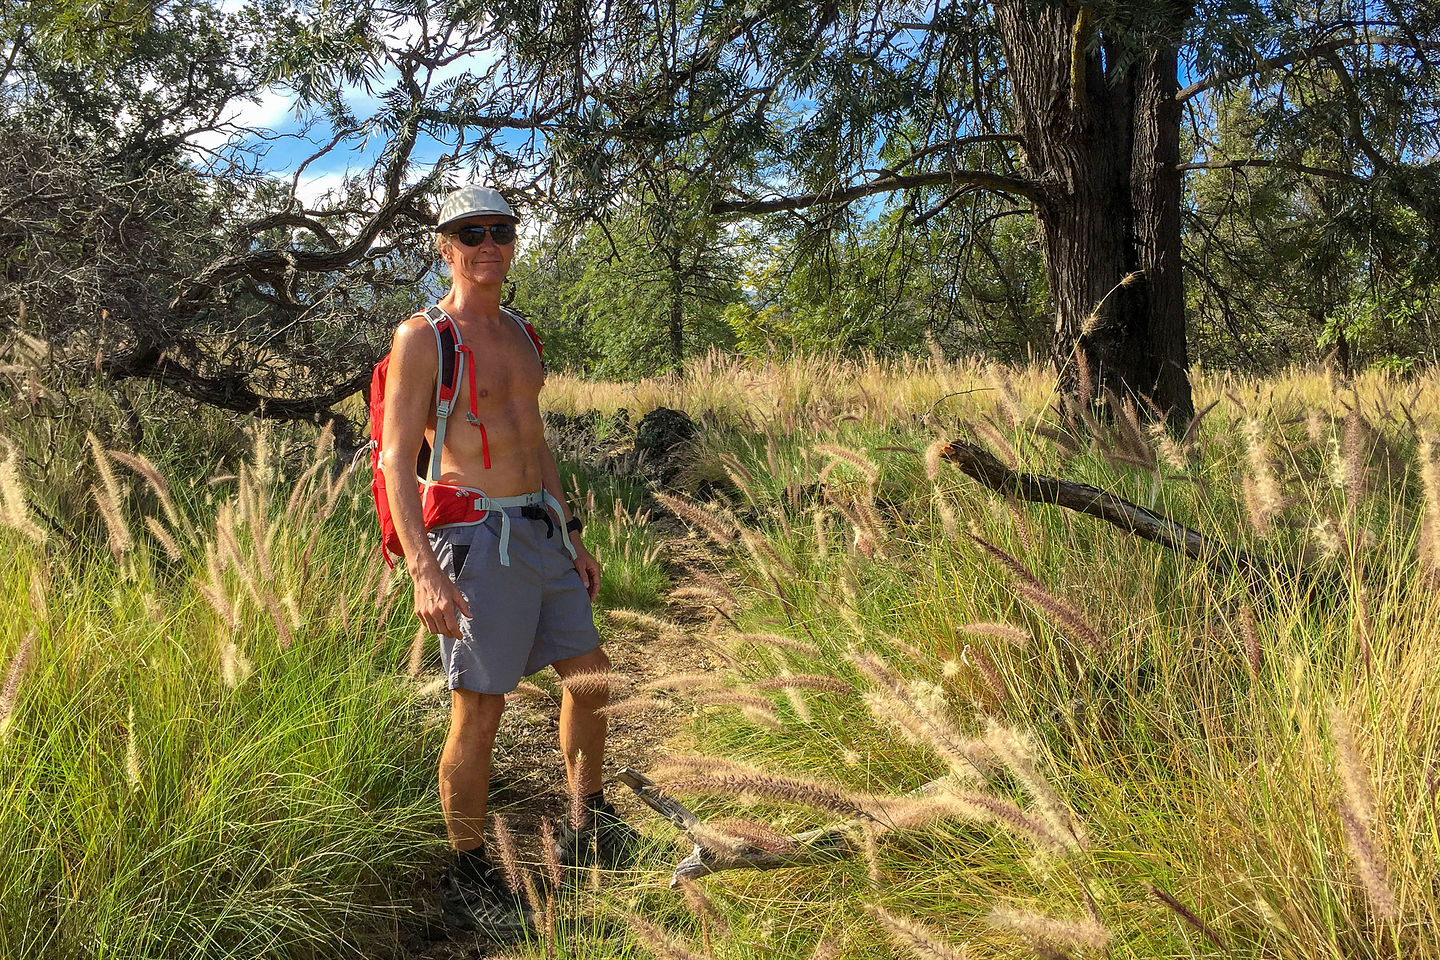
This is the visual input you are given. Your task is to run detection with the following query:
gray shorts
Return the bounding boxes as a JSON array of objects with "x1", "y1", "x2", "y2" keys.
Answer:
[{"x1": 427, "y1": 500, "x2": 600, "y2": 695}]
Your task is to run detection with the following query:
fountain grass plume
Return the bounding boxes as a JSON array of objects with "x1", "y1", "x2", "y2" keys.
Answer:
[
  {"x1": 142, "y1": 516, "x2": 183, "y2": 561},
  {"x1": 570, "y1": 749, "x2": 590, "y2": 830},
  {"x1": 641, "y1": 672, "x2": 728, "y2": 694},
  {"x1": 964, "y1": 532, "x2": 1041, "y2": 586},
  {"x1": 108, "y1": 449, "x2": 185, "y2": 533},
  {"x1": 625, "y1": 912, "x2": 708, "y2": 960},
  {"x1": 860, "y1": 691, "x2": 989, "y2": 782},
  {"x1": 984, "y1": 721, "x2": 1084, "y2": 850},
  {"x1": 607, "y1": 608, "x2": 688, "y2": 641},
  {"x1": 1012, "y1": 580, "x2": 1105, "y2": 653},
  {"x1": 947, "y1": 792, "x2": 1068, "y2": 856},
  {"x1": 866, "y1": 904, "x2": 970, "y2": 960},
  {"x1": 679, "y1": 876, "x2": 730, "y2": 935},
  {"x1": 0, "y1": 630, "x2": 36, "y2": 740},
  {"x1": 726, "y1": 631, "x2": 821, "y2": 658},
  {"x1": 661, "y1": 769, "x2": 870, "y2": 819},
  {"x1": 813, "y1": 443, "x2": 880, "y2": 483},
  {"x1": 539, "y1": 818, "x2": 564, "y2": 889},
  {"x1": 91, "y1": 483, "x2": 133, "y2": 558},
  {"x1": 852, "y1": 649, "x2": 993, "y2": 780},
  {"x1": 0, "y1": 440, "x2": 45, "y2": 542},
  {"x1": 597, "y1": 695, "x2": 666, "y2": 718},
  {"x1": 651, "y1": 490, "x2": 738, "y2": 545},
  {"x1": 988, "y1": 904, "x2": 1111, "y2": 951},
  {"x1": 924, "y1": 439, "x2": 948, "y2": 481},
  {"x1": 1328, "y1": 702, "x2": 1398, "y2": 921},
  {"x1": 491, "y1": 813, "x2": 522, "y2": 894},
  {"x1": 707, "y1": 817, "x2": 799, "y2": 854},
  {"x1": 124, "y1": 703, "x2": 142, "y2": 792},
  {"x1": 219, "y1": 639, "x2": 252, "y2": 689},
  {"x1": 1144, "y1": 882, "x2": 1227, "y2": 950},
  {"x1": 559, "y1": 669, "x2": 630, "y2": 698},
  {"x1": 961, "y1": 621, "x2": 1031, "y2": 647},
  {"x1": 973, "y1": 420, "x2": 1019, "y2": 471},
  {"x1": 407, "y1": 626, "x2": 426, "y2": 677},
  {"x1": 1241, "y1": 418, "x2": 1282, "y2": 537},
  {"x1": 1239, "y1": 602, "x2": 1262, "y2": 679},
  {"x1": 751, "y1": 674, "x2": 853, "y2": 694}
]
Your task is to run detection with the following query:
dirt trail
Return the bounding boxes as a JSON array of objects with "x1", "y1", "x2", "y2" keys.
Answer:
[{"x1": 402, "y1": 517, "x2": 727, "y2": 959}]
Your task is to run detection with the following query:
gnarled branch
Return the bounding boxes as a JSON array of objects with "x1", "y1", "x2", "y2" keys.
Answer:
[
  {"x1": 939, "y1": 439, "x2": 1307, "y2": 584},
  {"x1": 711, "y1": 169, "x2": 1040, "y2": 216}
]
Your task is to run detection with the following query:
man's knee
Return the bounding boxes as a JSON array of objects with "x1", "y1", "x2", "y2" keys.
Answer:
[
  {"x1": 554, "y1": 648, "x2": 613, "y2": 708},
  {"x1": 449, "y1": 689, "x2": 506, "y2": 741},
  {"x1": 555, "y1": 646, "x2": 611, "y2": 676}
]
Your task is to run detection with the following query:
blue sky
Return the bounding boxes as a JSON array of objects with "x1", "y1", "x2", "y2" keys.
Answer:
[{"x1": 190, "y1": 1, "x2": 516, "y2": 208}]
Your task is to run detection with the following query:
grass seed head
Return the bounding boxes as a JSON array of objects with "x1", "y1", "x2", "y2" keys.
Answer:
[
  {"x1": 490, "y1": 813, "x2": 522, "y2": 894},
  {"x1": 988, "y1": 904, "x2": 1111, "y2": 951},
  {"x1": 625, "y1": 912, "x2": 707, "y2": 960},
  {"x1": 866, "y1": 904, "x2": 970, "y2": 960},
  {"x1": 1328, "y1": 702, "x2": 1398, "y2": 921},
  {"x1": 0, "y1": 630, "x2": 37, "y2": 740}
]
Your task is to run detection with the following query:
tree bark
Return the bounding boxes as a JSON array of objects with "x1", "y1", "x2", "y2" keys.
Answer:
[
  {"x1": 669, "y1": 272, "x2": 685, "y2": 372},
  {"x1": 993, "y1": 2, "x2": 1195, "y2": 424}
]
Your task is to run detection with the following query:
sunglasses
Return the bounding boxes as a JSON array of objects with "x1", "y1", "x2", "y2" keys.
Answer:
[{"x1": 450, "y1": 223, "x2": 516, "y2": 247}]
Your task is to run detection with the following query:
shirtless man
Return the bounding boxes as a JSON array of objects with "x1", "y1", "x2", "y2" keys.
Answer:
[{"x1": 381, "y1": 185, "x2": 635, "y2": 936}]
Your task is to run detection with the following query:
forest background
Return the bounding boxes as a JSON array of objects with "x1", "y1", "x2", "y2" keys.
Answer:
[
  {"x1": 4, "y1": 2, "x2": 1440, "y2": 959},
  {"x1": 4, "y1": 0, "x2": 1439, "y2": 417}
]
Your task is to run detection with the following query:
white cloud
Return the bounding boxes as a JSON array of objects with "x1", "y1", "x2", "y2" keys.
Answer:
[
  {"x1": 292, "y1": 170, "x2": 353, "y2": 208},
  {"x1": 183, "y1": 85, "x2": 298, "y2": 156}
]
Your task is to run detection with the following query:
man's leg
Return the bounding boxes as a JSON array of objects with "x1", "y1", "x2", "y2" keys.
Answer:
[
  {"x1": 441, "y1": 689, "x2": 507, "y2": 851},
  {"x1": 551, "y1": 647, "x2": 611, "y2": 795}
]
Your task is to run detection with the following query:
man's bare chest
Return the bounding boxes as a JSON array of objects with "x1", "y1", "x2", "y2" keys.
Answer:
[{"x1": 450, "y1": 322, "x2": 543, "y2": 415}]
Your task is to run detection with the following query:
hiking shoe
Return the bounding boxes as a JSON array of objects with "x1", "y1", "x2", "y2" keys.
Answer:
[
  {"x1": 555, "y1": 800, "x2": 642, "y2": 869},
  {"x1": 438, "y1": 860, "x2": 533, "y2": 940}
]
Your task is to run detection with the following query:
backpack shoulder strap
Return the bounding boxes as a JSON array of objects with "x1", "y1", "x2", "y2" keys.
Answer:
[
  {"x1": 501, "y1": 305, "x2": 545, "y2": 372},
  {"x1": 419, "y1": 304, "x2": 463, "y2": 482}
]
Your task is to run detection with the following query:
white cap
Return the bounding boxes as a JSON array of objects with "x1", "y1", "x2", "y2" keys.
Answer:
[{"x1": 437, "y1": 185, "x2": 518, "y2": 231}]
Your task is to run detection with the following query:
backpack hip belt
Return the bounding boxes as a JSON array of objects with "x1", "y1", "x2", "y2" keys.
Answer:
[{"x1": 425, "y1": 486, "x2": 577, "y2": 567}]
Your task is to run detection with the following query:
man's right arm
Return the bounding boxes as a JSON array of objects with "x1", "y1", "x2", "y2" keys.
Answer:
[{"x1": 380, "y1": 316, "x2": 471, "y2": 637}]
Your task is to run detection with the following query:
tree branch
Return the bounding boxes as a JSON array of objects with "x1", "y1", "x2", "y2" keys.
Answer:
[
  {"x1": 712, "y1": 169, "x2": 1039, "y2": 216},
  {"x1": 1177, "y1": 33, "x2": 1440, "y2": 103},
  {"x1": 1177, "y1": 158, "x2": 1369, "y2": 183},
  {"x1": 938, "y1": 439, "x2": 1309, "y2": 585},
  {"x1": 96, "y1": 347, "x2": 376, "y2": 422}
]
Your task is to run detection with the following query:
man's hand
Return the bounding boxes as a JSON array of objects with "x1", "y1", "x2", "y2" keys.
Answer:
[
  {"x1": 572, "y1": 536, "x2": 601, "y2": 602},
  {"x1": 413, "y1": 564, "x2": 472, "y2": 637}
]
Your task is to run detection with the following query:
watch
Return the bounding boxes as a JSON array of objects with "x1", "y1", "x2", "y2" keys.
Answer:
[{"x1": 566, "y1": 516, "x2": 583, "y2": 535}]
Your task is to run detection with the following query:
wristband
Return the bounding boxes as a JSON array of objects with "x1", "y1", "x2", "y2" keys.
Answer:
[{"x1": 566, "y1": 516, "x2": 583, "y2": 535}]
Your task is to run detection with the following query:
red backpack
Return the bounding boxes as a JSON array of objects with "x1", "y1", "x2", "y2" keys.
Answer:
[{"x1": 367, "y1": 304, "x2": 544, "y2": 563}]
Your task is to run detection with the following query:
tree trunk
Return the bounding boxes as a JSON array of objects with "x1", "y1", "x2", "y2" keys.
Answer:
[
  {"x1": 993, "y1": 2, "x2": 1195, "y2": 425},
  {"x1": 669, "y1": 271, "x2": 685, "y2": 372}
]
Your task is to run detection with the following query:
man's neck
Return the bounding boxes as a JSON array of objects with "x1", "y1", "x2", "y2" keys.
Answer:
[{"x1": 442, "y1": 279, "x2": 503, "y2": 323}]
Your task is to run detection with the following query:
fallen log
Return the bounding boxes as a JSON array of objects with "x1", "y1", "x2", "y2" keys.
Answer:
[
  {"x1": 614, "y1": 767, "x2": 856, "y2": 885},
  {"x1": 939, "y1": 439, "x2": 1308, "y2": 585},
  {"x1": 613, "y1": 766, "x2": 950, "y2": 886}
]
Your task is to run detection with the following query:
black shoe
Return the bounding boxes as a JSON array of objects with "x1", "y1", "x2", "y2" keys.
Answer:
[
  {"x1": 555, "y1": 800, "x2": 642, "y2": 869},
  {"x1": 438, "y1": 860, "x2": 533, "y2": 940}
]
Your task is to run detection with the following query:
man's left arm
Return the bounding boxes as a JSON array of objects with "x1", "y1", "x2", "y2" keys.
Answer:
[{"x1": 540, "y1": 442, "x2": 601, "y2": 601}]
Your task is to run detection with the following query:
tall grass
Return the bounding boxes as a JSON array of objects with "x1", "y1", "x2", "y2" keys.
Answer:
[
  {"x1": 617, "y1": 363, "x2": 1440, "y2": 959},
  {"x1": 3, "y1": 356, "x2": 1439, "y2": 958}
]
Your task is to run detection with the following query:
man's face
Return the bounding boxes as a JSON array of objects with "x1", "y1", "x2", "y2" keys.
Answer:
[{"x1": 440, "y1": 215, "x2": 516, "y2": 286}]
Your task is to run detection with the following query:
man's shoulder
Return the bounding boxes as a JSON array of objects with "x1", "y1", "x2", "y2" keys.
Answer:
[{"x1": 388, "y1": 311, "x2": 443, "y2": 369}]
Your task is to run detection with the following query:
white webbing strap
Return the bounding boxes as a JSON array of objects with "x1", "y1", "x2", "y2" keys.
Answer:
[{"x1": 424, "y1": 304, "x2": 459, "y2": 483}]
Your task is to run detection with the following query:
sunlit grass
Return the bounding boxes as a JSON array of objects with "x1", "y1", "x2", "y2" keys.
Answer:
[{"x1": 2, "y1": 355, "x2": 1438, "y2": 958}]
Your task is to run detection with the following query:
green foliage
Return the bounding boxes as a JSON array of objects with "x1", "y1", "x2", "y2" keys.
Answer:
[{"x1": 512, "y1": 213, "x2": 739, "y2": 379}]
